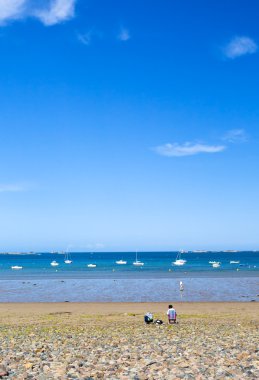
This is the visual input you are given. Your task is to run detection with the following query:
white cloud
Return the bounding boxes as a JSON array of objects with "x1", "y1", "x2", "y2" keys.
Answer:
[
  {"x1": 118, "y1": 27, "x2": 130, "y2": 41},
  {"x1": 153, "y1": 142, "x2": 226, "y2": 157},
  {"x1": 34, "y1": 0, "x2": 76, "y2": 26},
  {"x1": 223, "y1": 36, "x2": 257, "y2": 59},
  {"x1": 0, "y1": 0, "x2": 26, "y2": 25},
  {"x1": 0, "y1": 0, "x2": 76, "y2": 26},
  {"x1": 0, "y1": 183, "x2": 27, "y2": 192},
  {"x1": 223, "y1": 129, "x2": 248, "y2": 143}
]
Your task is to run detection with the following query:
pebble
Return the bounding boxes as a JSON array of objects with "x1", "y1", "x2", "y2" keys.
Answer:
[{"x1": 0, "y1": 313, "x2": 258, "y2": 379}]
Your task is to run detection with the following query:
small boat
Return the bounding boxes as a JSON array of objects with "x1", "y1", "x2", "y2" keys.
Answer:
[
  {"x1": 133, "y1": 252, "x2": 144, "y2": 266},
  {"x1": 87, "y1": 264, "x2": 96, "y2": 268},
  {"x1": 11, "y1": 266, "x2": 23, "y2": 270},
  {"x1": 50, "y1": 260, "x2": 59, "y2": 266},
  {"x1": 230, "y1": 261, "x2": 240, "y2": 264},
  {"x1": 64, "y1": 251, "x2": 72, "y2": 264},
  {"x1": 116, "y1": 260, "x2": 127, "y2": 265},
  {"x1": 212, "y1": 262, "x2": 221, "y2": 268},
  {"x1": 172, "y1": 251, "x2": 187, "y2": 266}
]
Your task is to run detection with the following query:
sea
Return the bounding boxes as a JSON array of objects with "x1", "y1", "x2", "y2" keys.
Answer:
[{"x1": 0, "y1": 251, "x2": 258, "y2": 302}]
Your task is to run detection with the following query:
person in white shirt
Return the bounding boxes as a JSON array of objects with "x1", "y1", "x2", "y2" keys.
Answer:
[{"x1": 167, "y1": 304, "x2": 177, "y2": 324}]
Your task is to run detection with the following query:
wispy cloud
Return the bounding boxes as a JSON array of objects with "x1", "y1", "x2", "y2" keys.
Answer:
[
  {"x1": 0, "y1": 183, "x2": 28, "y2": 193},
  {"x1": 0, "y1": 0, "x2": 76, "y2": 26},
  {"x1": 153, "y1": 142, "x2": 226, "y2": 157},
  {"x1": 223, "y1": 36, "x2": 257, "y2": 59},
  {"x1": 117, "y1": 27, "x2": 130, "y2": 42},
  {"x1": 223, "y1": 129, "x2": 248, "y2": 143},
  {"x1": 77, "y1": 31, "x2": 92, "y2": 46},
  {"x1": 77, "y1": 29, "x2": 103, "y2": 46}
]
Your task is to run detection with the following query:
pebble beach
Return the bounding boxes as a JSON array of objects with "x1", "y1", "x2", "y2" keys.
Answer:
[{"x1": 0, "y1": 302, "x2": 258, "y2": 379}]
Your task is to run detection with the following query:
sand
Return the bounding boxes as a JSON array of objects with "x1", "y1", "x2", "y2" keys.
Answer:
[
  {"x1": 0, "y1": 301, "x2": 259, "y2": 317},
  {"x1": 0, "y1": 302, "x2": 258, "y2": 379}
]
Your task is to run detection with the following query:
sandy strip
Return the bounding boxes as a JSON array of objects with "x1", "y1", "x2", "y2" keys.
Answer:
[{"x1": 0, "y1": 301, "x2": 258, "y2": 318}]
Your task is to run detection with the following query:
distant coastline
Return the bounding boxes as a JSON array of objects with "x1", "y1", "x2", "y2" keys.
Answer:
[
  {"x1": 1, "y1": 250, "x2": 259, "y2": 255},
  {"x1": 0, "y1": 252, "x2": 37, "y2": 255}
]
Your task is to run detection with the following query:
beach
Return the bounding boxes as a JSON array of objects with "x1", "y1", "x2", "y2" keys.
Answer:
[{"x1": 0, "y1": 302, "x2": 258, "y2": 379}]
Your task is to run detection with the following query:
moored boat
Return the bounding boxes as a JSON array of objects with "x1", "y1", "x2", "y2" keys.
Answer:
[
  {"x1": 133, "y1": 252, "x2": 144, "y2": 266},
  {"x1": 50, "y1": 260, "x2": 59, "y2": 266},
  {"x1": 172, "y1": 251, "x2": 187, "y2": 266},
  {"x1": 116, "y1": 260, "x2": 127, "y2": 265},
  {"x1": 64, "y1": 251, "x2": 72, "y2": 264}
]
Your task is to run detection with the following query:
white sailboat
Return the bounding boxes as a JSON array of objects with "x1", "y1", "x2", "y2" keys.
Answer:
[
  {"x1": 172, "y1": 251, "x2": 187, "y2": 266},
  {"x1": 133, "y1": 251, "x2": 144, "y2": 266},
  {"x1": 64, "y1": 251, "x2": 72, "y2": 264}
]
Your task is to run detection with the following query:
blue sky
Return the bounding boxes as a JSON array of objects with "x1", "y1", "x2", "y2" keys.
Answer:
[{"x1": 1, "y1": 0, "x2": 259, "y2": 251}]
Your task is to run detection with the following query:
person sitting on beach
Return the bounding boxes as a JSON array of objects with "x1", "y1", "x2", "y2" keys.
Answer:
[
  {"x1": 144, "y1": 311, "x2": 153, "y2": 324},
  {"x1": 167, "y1": 305, "x2": 177, "y2": 324}
]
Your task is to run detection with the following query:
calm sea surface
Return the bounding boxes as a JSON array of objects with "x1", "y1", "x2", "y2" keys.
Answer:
[{"x1": 0, "y1": 251, "x2": 258, "y2": 302}]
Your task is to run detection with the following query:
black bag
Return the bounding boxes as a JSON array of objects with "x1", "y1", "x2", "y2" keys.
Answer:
[{"x1": 154, "y1": 319, "x2": 163, "y2": 325}]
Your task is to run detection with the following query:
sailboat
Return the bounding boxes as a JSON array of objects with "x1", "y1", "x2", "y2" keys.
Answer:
[
  {"x1": 133, "y1": 251, "x2": 144, "y2": 266},
  {"x1": 64, "y1": 251, "x2": 72, "y2": 264},
  {"x1": 172, "y1": 251, "x2": 187, "y2": 266}
]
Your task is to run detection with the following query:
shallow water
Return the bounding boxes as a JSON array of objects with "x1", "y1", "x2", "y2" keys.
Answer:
[{"x1": 0, "y1": 276, "x2": 258, "y2": 302}]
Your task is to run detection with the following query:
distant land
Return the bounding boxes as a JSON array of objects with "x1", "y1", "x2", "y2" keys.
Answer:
[{"x1": 0, "y1": 250, "x2": 259, "y2": 255}]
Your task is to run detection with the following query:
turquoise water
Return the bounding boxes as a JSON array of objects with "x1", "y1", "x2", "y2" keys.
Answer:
[
  {"x1": 0, "y1": 251, "x2": 258, "y2": 278},
  {"x1": 0, "y1": 252, "x2": 258, "y2": 301}
]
